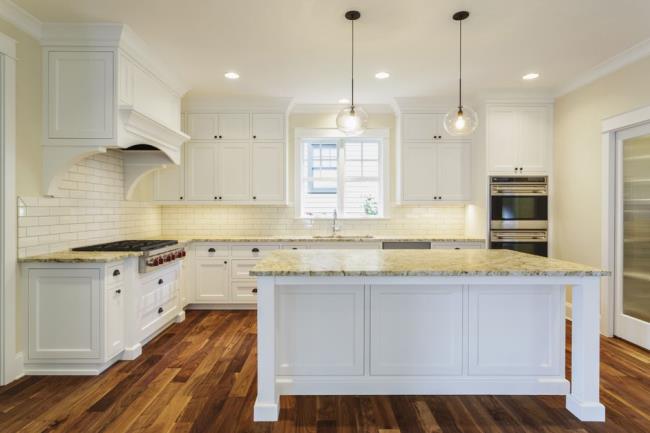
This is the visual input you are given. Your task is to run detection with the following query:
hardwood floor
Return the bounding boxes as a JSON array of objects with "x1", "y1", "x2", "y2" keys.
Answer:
[{"x1": 1, "y1": 310, "x2": 649, "y2": 433}]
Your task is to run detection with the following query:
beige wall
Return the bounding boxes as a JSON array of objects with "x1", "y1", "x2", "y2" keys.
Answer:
[
  {"x1": 0, "y1": 19, "x2": 41, "y2": 197},
  {"x1": 554, "y1": 56, "x2": 650, "y2": 268}
]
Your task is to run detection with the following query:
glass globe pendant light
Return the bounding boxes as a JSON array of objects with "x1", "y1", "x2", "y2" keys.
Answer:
[
  {"x1": 443, "y1": 11, "x2": 478, "y2": 136},
  {"x1": 336, "y1": 10, "x2": 368, "y2": 136}
]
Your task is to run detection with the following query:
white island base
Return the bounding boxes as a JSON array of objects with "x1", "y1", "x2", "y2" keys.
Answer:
[{"x1": 253, "y1": 273, "x2": 605, "y2": 423}]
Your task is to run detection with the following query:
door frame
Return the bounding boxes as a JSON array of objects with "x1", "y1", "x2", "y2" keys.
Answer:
[
  {"x1": 601, "y1": 104, "x2": 650, "y2": 338},
  {"x1": 0, "y1": 32, "x2": 18, "y2": 385}
]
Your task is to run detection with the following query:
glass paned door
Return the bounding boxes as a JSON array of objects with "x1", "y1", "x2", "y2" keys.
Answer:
[{"x1": 616, "y1": 126, "x2": 650, "y2": 349}]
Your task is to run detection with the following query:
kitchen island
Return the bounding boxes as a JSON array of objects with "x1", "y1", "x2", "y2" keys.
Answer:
[{"x1": 250, "y1": 249, "x2": 608, "y2": 423}]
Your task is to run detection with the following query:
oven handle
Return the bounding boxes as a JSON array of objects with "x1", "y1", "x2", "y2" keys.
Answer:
[
  {"x1": 491, "y1": 185, "x2": 548, "y2": 196},
  {"x1": 491, "y1": 232, "x2": 547, "y2": 242}
]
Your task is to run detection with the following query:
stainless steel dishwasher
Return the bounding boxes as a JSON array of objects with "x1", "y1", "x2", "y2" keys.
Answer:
[{"x1": 382, "y1": 241, "x2": 431, "y2": 249}]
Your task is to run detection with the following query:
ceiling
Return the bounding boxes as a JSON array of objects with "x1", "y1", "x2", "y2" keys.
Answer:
[{"x1": 14, "y1": 0, "x2": 650, "y2": 104}]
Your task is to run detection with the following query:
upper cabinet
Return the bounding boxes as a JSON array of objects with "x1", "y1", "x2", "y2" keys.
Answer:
[
  {"x1": 154, "y1": 109, "x2": 287, "y2": 204},
  {"x1": 486, "y1": 104, "x2": 552, "y2": 175},
  {"x1": 186, "y1": 112, "x2": 285, "y2": 141},
  {"x1": 399, "y1": 112, "x2": 473, "y2": 203}
]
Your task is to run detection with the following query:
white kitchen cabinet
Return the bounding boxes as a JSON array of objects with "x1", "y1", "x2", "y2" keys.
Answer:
[
  {"x1": 106, "y1": 285, "x2": 125, "y2": 359},
  {"x1": 251, "y1": 141, "x2": 285, "y2": 202},
  {"x1": 219, "y1": 142, "x2": 251, "y2": 201},
  {"x1": 252, "y1": 113, "x2": 285, "y2": 140},
  {"x1": 138, "y1": 268, "x2": 180, "y2": 341},
  {"x1": 184, "y1": 142, "x2": 219, "y2": 201},
  {"x1": 48, "y1": 51, "x2": 115, "y2": 139},
  {"x1": 153, "y1": 164, "x2": 184, "y2": 201},
  {"x1": 486, "y1": 104, "x2": 552, "y2": 174},
  {"x1": 401, "y1": 141, "x2": 471, "y2": 202},
  {"x1": 194, "y1": 258, "x2": 230, "y2": 302},
  {"x1": 187, "y1": 113, "x2": 251, "y2": 140},
  {"x1": 401, "y1": 113, "x2": 465, "y2": 142}
]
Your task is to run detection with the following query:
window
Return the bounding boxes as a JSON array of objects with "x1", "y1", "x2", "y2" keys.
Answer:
[{"x1": 299, "y1": 135, "x2": 386, "y2": 218}]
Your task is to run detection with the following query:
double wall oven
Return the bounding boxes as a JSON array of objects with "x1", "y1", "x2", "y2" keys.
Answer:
[{"x1": 489, "y1": 176, "x2": 548, "y2": 256}]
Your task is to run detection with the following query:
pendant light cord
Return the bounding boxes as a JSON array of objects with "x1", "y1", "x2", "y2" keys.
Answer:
[
  {"x1": 458, "y1": 18, "x2": 463, "y2": 111},
  {"x1": 351, "y1": 18, "x2": 355, "y2": 110}
]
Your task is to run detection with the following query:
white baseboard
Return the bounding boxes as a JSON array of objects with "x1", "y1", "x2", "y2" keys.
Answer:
[{"x1": 566, "y1": 302, "x2": 572, "y2": 321}]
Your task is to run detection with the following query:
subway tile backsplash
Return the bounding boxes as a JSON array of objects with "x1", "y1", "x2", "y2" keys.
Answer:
[
  {"x1": 17, "y1": 151, "x2": 161, "y2": 258},
  {"x1": 17, "y1": 151, "x2": 467, "y2": 257}
]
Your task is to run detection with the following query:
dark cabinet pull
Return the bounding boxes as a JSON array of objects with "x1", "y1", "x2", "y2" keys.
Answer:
[
  {"x1": 113, "y1": 269, "x2": 120, "y2": 277},
  {"x1": 115, "y1": 289, "x2": 122, "y2": 294},
  {"x1": 180, "y1": 196, "x2": 184, "y2": 200},
  {"x1": 219, "y1": 196, "x2": 222, "y2": 200},
  {"x1": 158, "y1": 279, "x2": 163, "y2": 285},
  {"x1": 253, "y1": 135, "x2": 257, "y2": 139},
  {"x1": 224, "y1": 260, "x2": 228, "y2": 264},
  {"x1": 252, "y1": 196, "x2": 257, "y2": 200},
  {"x1": 158, "y1": 307, "x2": 163, "y2": 314},
  {"x1": 208, "y1": 248, "x2": 216, "y2": 253},
  {"x1": 252, "y1": 248, "x2": 260, "y2": 253},
  {"x1": 219, "y1": 135, "x2": 223, "y2": 139},
  {"x1": 214, "y1": 135, "x2": 218, "y2": 139},
  {"x1": 292, "y1": 247, "x2": 298, "y2": 250},
  {"x1": 252, "y1": 288, "x2": 258, "y2": 293}
]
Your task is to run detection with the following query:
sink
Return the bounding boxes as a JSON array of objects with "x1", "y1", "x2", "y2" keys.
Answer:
[{"x1": 312, "y1": 235, "x2": 375, "y2": 239}]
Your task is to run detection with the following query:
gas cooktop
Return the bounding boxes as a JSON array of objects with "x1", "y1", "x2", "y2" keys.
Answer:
[{"x1": 72, "y1": 240, "x2": 178, "y2": 252}]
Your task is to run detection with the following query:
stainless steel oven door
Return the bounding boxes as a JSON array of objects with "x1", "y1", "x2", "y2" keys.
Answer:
[{"x1": 490, "y1": 230, "x2": 548, "y2": 257}]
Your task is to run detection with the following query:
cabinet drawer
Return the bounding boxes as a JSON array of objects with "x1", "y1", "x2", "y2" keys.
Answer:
[
  {"x1": 106, "y1": 264, "x2": 124, "y2": 286},
  {"x1": 231, "y1": 259, "x2": 258, "y2": 280},
  {"x1": 232, "y1": 281, "x2": 258, "y2": 304},
  {"x1": 431, "y1": 242, "x2": 485, "y2": 250},
  {"x1": 231, "y1": 244, "x2": 279, "y2": 258},
  {"x1": 195, "y1": 244, "x2": 230, "y2": 258}
]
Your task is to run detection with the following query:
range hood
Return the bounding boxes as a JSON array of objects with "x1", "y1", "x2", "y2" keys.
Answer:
[{"x1": 40, "y1": 23, "x2": 190, "y2": 199}]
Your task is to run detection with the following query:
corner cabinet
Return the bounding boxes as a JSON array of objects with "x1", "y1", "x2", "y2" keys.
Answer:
[
  {"x1": 153, "y1": 111, "x2": 287, "y2": 204},
  {"x1": 486, "y1": 104, "x2": 552, "y2": 175}
]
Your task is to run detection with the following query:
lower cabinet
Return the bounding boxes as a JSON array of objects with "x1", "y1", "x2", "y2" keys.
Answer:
[
  {"x1": 138, "y1": 267, "x2": 180, "y2": 341},
  {"x1": 194, "y1": 258, "x2": 230, "y2": 302},
  {"x1": 106, "y1": 284, "x2": 125, "y2": 359}
]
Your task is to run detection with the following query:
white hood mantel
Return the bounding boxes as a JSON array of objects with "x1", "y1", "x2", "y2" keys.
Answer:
[{"x1": 40, "y1": 23, "x2": 190, "y2": 198}]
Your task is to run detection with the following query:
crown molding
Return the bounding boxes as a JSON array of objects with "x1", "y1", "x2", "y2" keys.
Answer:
[
  {"x1": 290, "y1": 103, "x2": 395, "y2": 115},
  {"x1": 183, "y1": 95, "x2": 294, "y2": 113},
  {"x1": 0, "y1": 0, "x2": 42, "y2": 40},
  {"x1": 555, "y1": 37, "x2": 650, "y2": 98}
]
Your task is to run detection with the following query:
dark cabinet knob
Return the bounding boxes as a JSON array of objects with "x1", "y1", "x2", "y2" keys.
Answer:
[
  {"x1": 252, "y1": 248, "x2": 260, "y2": 253},
  {"x1": 180, "y1": 196, "x2": 183, "y2": 200},
  {"x1": 158, "y1": 279, "x2": 163, "y2": 285},
  {"x1": 224, "y1": 260, "x2": 228, "y2": 264},
  {"x1": 214, "y1": 135, "x2": 218, "y2": 139},
  {"x1": 208, "y1": 248, "x2": 216, "y2": 253},
  {"x1": 115, "y1": 289, "x2": 122, "y2": 294},
  {"x1": 253, "y1": 135, "x2": 257, "y2": 139},
  {"x1": 219, "y1": 135, "x2": 223, "y2": 139},
  {"x1": 158, "y1": 307, "x2": 163, "y2": 314},
  {"x1": 219, "y1": 196, "x2": 222, "y2": 200},
  {"x1": 214, "y1": 196, "x2": 218, "y2": 200},
  {"x1": 252, "y1": 288, "x2": 258, "y2": 293},
  {"x1": 252, "y1": 196, "x2": 257, "y2": 200},
  {"x1": 113, "y1": 269, "x2": 120, "y2": 277}
]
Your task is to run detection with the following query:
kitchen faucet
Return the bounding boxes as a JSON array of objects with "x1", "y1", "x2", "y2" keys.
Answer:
[{"x1": 331, "y1": 209, "x2": 341, "y2": 236}]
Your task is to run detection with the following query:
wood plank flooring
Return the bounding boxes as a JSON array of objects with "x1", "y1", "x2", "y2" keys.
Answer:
[{"x1": 1, "y1": 310, "x2": 649, "y2": 433}]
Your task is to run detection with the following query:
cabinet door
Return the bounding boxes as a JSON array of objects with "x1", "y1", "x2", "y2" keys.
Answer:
[
  {"x1": 436, "y1": 142, "x2": 471, "y2": 201},
  {"x1": 218, "y1": 114, "x2": 250, "y2": 140},
  {"x1": 187, "y1": 114, "x2": 218, "y2": 140},
  {"x1": 401, "y1": 142, "x2": 436, "y2": 202},
  {"x1": 194, "y1": 259, "x2": 230, "y2": 302},
  {"x1": 28, "y1": 269, "x2": 101, "y2": 360},
  {"x1": 402, "y1": 113, "x2": 437, "y2": 141},
  {"x1": 487, "y1": 107, "x2": 518, "y2": 174},
  {"x1": 153, "y1": 165, "x2": 184, "y2": 201},
  {"x1": 251, "y1": 142, "x2": 285, "y2": 202},
  {"x1": 106, "y1": 285, "x2": 125, "y2": 359},
  {"x1": 231, "y1": 281, "x2": 258, "y2": 304},
  {"x1": 185, "y1": 142, "x2": 219, "y2": 200},
  {"x1": 517, "y1": 107, "x2": 550, "y2": 174},
  {"x1": 48, "y1": 51, "x2": 114, "y2": 139},
  {"x1": 219, "y1": 142, "x2": 251, "y2": 201},
  {"x1": 252, "y1": 113, "x2": 284, "y2": 140}
]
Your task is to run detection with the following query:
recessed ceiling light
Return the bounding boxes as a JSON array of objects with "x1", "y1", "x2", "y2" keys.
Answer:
[
  {"x1": 338, "y1": 98, "x2": 350, "y2": 104},
  {"x1": 522, "y1": 72, "x2": 540, "y2": 81},
  {"x1": 224, "y1": 72, "x2": 240, "y2": 80},
  {"x1": 375, "y1": 71, "x2": 390, "y2": 79}
]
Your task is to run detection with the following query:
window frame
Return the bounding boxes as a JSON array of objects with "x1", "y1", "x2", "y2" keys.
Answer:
[{"x1": 294, "y1": 128, "x2": 390, "y2": 219}]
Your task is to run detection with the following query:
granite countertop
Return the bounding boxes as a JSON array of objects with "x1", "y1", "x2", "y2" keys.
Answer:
[
  {"x1": 250, "y1": 249, "x2": 610, "y2": 277},
  {"x1": 18, "y1": 251, "x2": 143, "y2": 263},
  {"x1": 165, "y1": 236, "x2": 486, "y2": 243}
]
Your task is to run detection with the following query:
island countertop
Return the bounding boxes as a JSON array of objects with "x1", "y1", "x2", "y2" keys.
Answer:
[{"x1": 249, "y1": 249, "x2": 609, "y2": 277}]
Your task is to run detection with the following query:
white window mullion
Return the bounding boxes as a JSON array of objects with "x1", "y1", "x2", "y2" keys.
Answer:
[{"x1": 337, "y1": 139, "x2": 345, "y2": 216}]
